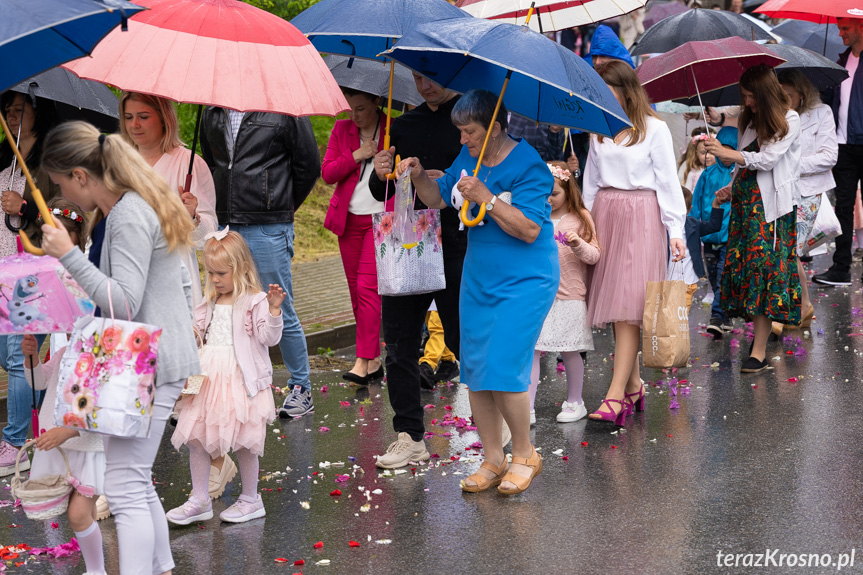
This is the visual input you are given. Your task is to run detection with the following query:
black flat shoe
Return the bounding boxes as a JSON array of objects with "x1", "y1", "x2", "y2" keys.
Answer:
[
  {"x1": 368, "y1": 365, "x2": 384, "y2": 381},
  {"x1": 342, "y1": 371, "x2": 370, "y2": 385},
  {"x1": 740, "y1": 356, "x2": 773, "y2": 373}
]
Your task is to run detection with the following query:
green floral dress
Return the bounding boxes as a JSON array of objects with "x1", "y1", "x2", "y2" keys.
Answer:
[{"x1": 720, "y1": 139, "x2": 801, "y2": 323}]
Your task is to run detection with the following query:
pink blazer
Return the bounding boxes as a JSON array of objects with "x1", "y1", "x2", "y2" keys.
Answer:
[
  {"x1": 322, "y1": 114, "x2": 387, "y2": 236},
  {"x1": 194, "y1": 292, "x2": 283, "y2": 398}
]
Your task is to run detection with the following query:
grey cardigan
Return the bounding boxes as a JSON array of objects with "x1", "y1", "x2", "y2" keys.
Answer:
[{"x1": 60, "y1": 192, "x2": 199, "y2": 385}]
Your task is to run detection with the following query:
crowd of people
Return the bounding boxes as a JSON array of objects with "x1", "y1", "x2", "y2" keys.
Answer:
[{"x1": 0, "y1": 12, "x2": 862, "y2": 575}]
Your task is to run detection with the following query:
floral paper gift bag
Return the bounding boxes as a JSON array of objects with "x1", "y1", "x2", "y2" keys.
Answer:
[{"x1": 54, "y1": 316, "x2": 161, "y2": 438}]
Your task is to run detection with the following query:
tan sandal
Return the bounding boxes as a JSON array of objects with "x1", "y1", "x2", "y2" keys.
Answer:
[
  {"x1": 497, "y1": 447, "x2": 542, "y2": 495},
  {"x1": 461, "y1": 459, "x2": 508, "y2": 493}
]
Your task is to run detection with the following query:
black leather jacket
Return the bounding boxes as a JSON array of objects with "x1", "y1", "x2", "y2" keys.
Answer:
[{"x1": 200, "y1": 108, "x2": 321, "y2": 225}]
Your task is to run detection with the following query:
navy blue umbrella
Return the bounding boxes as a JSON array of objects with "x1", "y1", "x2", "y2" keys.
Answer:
[
  {"x1": 382, "y1": 15, "x2": 630, "y2": 226},
  {"x1": 292, "y1": 0, "x2": 470, "y2": 150},
  {"x1": 2, "y1": 0, "x2": 144, "y2": 92},
  {"x1": 774, "y1": 20, "x2": 844, "y2": 62}
]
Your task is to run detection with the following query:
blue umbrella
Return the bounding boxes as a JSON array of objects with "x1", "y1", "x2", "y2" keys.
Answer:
[
  {"x1": 2, "y1": 0, "x2": 144, "y2": 93},
  {"x1": 292, "y1": 0, "x2": 470, "y2": 151},
  {"x1": 382, "y1": 14, "x2": 630, "y2": 226}
]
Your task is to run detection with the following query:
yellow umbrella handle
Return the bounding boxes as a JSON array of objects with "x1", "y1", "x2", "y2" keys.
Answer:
[
  {"x1": 459, "y1": 72, "x2": 512, "y2": 228},
  {"x1": 0, "y1": 112, "x2": 55, "y2": 256},
  {"x1": 386, "y1": 154, "x2": 401, "y2": 180}
]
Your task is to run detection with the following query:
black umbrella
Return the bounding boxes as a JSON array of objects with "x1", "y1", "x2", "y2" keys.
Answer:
[
  {"x1": 631, "y1": 8, "x2": 774, "y2": 55},
  {"x1": 324, "y1": 55, "x2": 423, "y2": 109},
  {"x1": 8, "y1": 67, "x2": 119, "y2": 133},
  {"x1": 774, "y1": 20, "x2": 844, "y2": 62}
]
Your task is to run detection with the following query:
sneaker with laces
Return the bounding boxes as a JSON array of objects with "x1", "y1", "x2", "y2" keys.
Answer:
[
  {"x1": 557, "y1": 401, "x2": 588, "y2": 423},
  {"x1": 375, "y1": 432, "x2": 430, "y2": 469},
  {"x1": 278, "y1": 385, "x2": 314, "y2": 418},
  {"x1": 702, "y1": 291, "x2": 715, "y2": 306},
  {"x1": 706, "y1": 317, "x2": 724, "y2": 338},
  {"x1": 209, "y1": 456, "x2": 237, "y2": 499},
  {"x1": 434, "y1": 360, "x2": 460, "y2": 382},
  {"x1": 166, "y1": 496, "x2": 213, "y2": 525},
  {"x1": 219, "y1": 494, "x2": 266, "y2": 523},
  {"x1": 0, "y1": 441, "x2": 27, "y2": 477}
]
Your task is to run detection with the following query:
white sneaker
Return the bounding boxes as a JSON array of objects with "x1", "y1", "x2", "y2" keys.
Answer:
[
  {"x1": 702, "y1": 291, "x2": 715, "y2": 306},
  {"x1": 557, "y1": 401, "x2": 588, "y2": 423},
  {"x1": 375, "y1": 432, "x2": 430, "y2": 469},
  {"x1": 529, "y1": 409, "x2": 536, "y2": 426},
  {"x1": 219, "y1": 494, "x2": 266, "y2": 523},
  {"x1": 166, "y1": 496, "x2": 213, "y2": 525}
]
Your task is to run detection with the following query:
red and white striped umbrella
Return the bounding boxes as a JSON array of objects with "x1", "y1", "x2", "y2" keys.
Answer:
[{"x1": 455, "y1": 0, "x2": 648, "y2": 32}]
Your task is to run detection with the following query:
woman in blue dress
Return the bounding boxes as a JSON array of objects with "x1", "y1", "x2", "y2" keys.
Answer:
[{"x1": 396, "y1": 90, "x2": 558, "y2": 495}]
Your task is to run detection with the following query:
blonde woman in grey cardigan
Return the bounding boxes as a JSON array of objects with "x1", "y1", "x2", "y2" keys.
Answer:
[{"x1": 40, "y1": 121, "x2": 199, "y2": 575}]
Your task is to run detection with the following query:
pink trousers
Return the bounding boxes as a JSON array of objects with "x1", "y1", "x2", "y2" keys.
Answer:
[{"x1": 338, "y1": 213, "x2": 382, "y2": 359}]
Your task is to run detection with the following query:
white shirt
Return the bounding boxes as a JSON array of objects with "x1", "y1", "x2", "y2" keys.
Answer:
[
  {"x1": 348, "y1": 160, "x2": 384, "y2": 215},
  {"x1": 838, "y1": 53, "x2": 858, "y2": 145},
  {"x1": 797, "y1": 104, "x2": 838, "y2": 198},
  {"x1": 583, "y1": 115, "x2": 687, "y2": 239}
]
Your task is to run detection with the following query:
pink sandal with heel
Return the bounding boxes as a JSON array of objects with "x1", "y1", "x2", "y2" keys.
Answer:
[{"x1": 588, "y1": 398, "x2": 627, "y2": 426}]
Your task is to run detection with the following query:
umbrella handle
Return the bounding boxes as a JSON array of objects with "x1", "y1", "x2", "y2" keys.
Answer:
[
  {"x1": 384, "y1": 58, "x2": 395, "y2": 152},
  {"x1": 0, "y1": 113, "x2": 55, "y2": 256},
  {"x1": 461, "y1": 72, "x2": 512, "y2": 228}
]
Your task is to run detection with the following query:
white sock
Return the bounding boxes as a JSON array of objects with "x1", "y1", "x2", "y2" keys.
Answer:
[{"x1": 74, "y1": 520, "x2": 105, "y2": 574}]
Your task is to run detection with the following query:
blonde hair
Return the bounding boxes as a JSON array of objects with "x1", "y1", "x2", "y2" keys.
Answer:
[
  {"x1": 41, "y1": 121, "x2": 193, "y2": 252},
  {"x1": 202, "y1": 231, "x2": 263, "y2": 303},
  {"x1": 119, "y1": 92, "x2": 184, "y2": 153}
]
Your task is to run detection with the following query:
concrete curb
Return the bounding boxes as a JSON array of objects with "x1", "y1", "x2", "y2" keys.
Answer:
[{"x1": 268, "y1": 323, "x2": 357, "y2": 364}]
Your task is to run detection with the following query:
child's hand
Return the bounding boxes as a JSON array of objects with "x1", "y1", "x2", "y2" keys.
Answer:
[
  {"x1": 565, "y1": 230, "x2": 582, "y2": 247},
  {"x1": 35, "y1": 427, "x2": 79, "y2": 451},
  {"x1": 267, "y1": 284, "x2": 286, "y2": 315},
  {"x1": 714, "y1": 186, "x2": 731, "y2": 205},
  {"x1": 21, "y1": 335, "x2": 39, "y2": 368}
]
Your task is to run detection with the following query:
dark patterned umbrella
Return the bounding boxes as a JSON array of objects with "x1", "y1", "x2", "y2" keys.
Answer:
[{"x1": 632, "y1": 8, "x2": 774, "y2": 55}]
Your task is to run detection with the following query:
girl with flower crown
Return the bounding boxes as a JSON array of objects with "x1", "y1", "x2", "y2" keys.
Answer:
[
  {"x1": 167, "y1": 228, "x2": 285, "y2": 526},
  {"x1": 677, "y1": 129, "x2": 715, "y2": 192},
  {"x1": 528, "y1": 162, "x2": 600, "y2": 424}
]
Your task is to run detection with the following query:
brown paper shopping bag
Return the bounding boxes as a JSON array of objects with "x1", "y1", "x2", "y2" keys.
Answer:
[{"x1": 642, "y1": 276, "x2": 690, "y2": 369}]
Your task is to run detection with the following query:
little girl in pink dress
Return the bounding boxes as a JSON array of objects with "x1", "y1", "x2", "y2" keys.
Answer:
[{"x1": 167, "y1": 228, "x2": 285, "y2": 525}]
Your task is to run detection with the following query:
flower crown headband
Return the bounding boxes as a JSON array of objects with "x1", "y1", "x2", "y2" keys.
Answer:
[
  {"x1": 547, "y1": 163, "x2": 571, "y2": 182},
  {"x1": 691, "y1": 133, "x2": 710, "y2": 145},
  {"x1": 36, "y1": 208, "x2": 84, "y2": 224}
]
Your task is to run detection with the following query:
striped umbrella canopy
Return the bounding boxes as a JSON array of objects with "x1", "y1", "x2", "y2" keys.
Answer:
[{"x1": 455, "y1": 0, "x2": 648, "y2": 32}]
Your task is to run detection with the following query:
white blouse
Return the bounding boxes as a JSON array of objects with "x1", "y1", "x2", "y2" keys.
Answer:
[
  {"x1": 797, "y1": 104, "x2": 838, "y2": 198},
  {"x1": 583, "y1": 115, "x2": 687, "y2": 239}
]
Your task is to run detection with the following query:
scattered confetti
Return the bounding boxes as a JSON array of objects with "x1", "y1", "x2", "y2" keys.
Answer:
[{"x1": 314, "y1": 541, "x2": 324, "y2": 549}]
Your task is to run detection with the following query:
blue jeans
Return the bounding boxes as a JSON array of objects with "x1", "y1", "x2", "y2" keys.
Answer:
[
  {"x1": 0, "y1": 334, "x2": 46, "y2": 447},
  {"x1": 703, "y1": 243, "x2": 727, "y2": 322},
  {"x1": 232, "y1": 223, "x2": 310, "y2": 390}
]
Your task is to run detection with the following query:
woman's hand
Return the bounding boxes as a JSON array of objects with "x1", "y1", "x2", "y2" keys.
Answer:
[
  {"x1": 566, "y1": 154, "x2": 580, "y2": 174},
  {"x1": 1, "y1": 190, "x2": 23, "y2": 215},
  {"x1": 714, "y1": 186, "x2": 731, "y2": 205},
  {"x1": 670, "y1": 238, "x2": 686, "y2": 262},
  {"x1": 35, "y1": 427, "x2": 79, "y2": 451},
  {"x1": 373, "y1": 147, "x2": 396, "y2": 181},
  {"x1": 396, "y1": 157, "x2": 426, "y2": 180},
  {"x1": 353, "y1": 138, "x2": 378, "y2": 164},
  {"x1": 21, "y1": 334, "x2": 39, "y2": 368},
  {"x1": 703, "y1": 137, "x2": 731, "y2": 162},
  {"x1": 456, "y1": 176, "x2": 494, "y2": 206},
  {"x1": 179, "y1": 186, "x2": 198, "y2": 218},
  {"x1": 266, "y1": 284, "x2": 285, "y2": 316},
  {"x1": 40, "y1": 221, "x2": 75, "y2": 258},
  {"x1": 565, "y1": 230, "x2": 582, "y2": 247}
]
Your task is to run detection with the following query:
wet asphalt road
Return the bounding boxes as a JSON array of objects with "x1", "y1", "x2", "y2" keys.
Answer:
[{"x1": 3, "y1": 254, "x2": 863, "y2": 575}]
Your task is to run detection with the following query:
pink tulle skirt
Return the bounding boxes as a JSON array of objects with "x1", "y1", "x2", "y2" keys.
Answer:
[
  {"x1": 587, "y1": 188, "x2": 668, "y2": 328},
  {"x1": 171, "y1": 344, "x2": 275, "y2": 457}
]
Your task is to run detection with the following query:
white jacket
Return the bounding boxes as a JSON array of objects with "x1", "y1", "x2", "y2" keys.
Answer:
[
  {"x1": 737, "y1": 109, "x2": 801, "y2": 224},
  {"x1": 797, "y1": 104, "x2": 838, "y2": 197}
]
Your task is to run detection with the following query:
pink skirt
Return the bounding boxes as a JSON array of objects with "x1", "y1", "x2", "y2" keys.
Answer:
[
  {"x1": 171, "y1": 344, "x2": 275, "y2": 457},
  {"x1": 587, "y1": 188, "x2": 668, "y2": 328}
]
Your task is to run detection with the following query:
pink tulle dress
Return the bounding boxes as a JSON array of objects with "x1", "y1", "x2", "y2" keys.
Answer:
[{"x1": 172, "y1": 305, "x2": 275, "y2": 457}]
